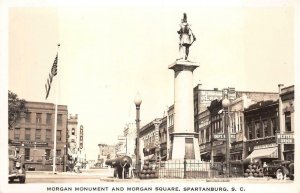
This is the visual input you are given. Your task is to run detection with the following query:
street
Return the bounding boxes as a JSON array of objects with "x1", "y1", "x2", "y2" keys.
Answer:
[
  {"x1": 23, "y1": 168, "x2": 294, "y2": 184},
  {"x1": 25, "y1": 168, "x2": 112, "y2": 183}
]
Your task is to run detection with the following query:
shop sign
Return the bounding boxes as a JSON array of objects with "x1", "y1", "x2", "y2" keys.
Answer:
[
  {"x1": 254, "y1": 143, "x2": 277, "y2": 150},
  {"x1": 276, "y1": 133, "x2": 294, "y2": 144},
  {"x1": 10, "y1": 140, "x2": 48, "y2": 147},
  {"x1": 213, "y1": 133, "x2": 236, "y2": 140}
]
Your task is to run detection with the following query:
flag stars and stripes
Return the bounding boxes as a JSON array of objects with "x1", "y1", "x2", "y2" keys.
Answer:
[{"x1": 45, "y1": 53, "x2": 58, "y2": 99}]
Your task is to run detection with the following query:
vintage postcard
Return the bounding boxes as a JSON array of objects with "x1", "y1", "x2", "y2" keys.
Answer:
[{"x1": 0, "y1": 0, "x2": 299, "y2": 193}]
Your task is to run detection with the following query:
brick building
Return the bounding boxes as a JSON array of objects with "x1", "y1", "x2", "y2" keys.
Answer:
[{"x1": 8, "y1": 101, "x2": 68, "y2": 171}]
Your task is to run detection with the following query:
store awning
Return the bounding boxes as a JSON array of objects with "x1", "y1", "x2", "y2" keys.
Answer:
[{"x1": 244, "y1": 147, "x2": 278, "y2": 163}]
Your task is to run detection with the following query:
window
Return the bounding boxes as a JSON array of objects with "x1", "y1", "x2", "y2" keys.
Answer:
[
  {"x1": 14, "y1": 128, "x2": 20, "y2": 140},
  {"x1": 206, "y1": 128, "x2": 210, "y2": 142},
  {"x1": 255, "y1": 122, "x2": 261, "y2": 138},
  {"x1": 46, "y1": 113, "x2": 52, "y2": 124},
  {"x1": 25, "y1": 148, "x2": 30, "y2": 160},
  {"x1": 56, "y1": 130, "x2": 62, "y2": 141},
  {"x1": 35, "y1": 129, "x2": 41, "y2": 141},
  {"x1": 25, "y1": 128, "x2": 31, "y2": 140},
  {"x1": 36, "y1": 113, "x2": 42, "y2": 124},
  {"x1": 271, "y1": 118, "x2": 277, "y2": 135},
  {"x1": 45, "y1": 149, "x2": 51, "y2": 160},
  {"x1": 72, "y1": 128, "x2": 75, "y2": 135},
  {"x1": 57, "y1": 114, "x2": 62, "y2": 125},
  {"x1": 46, "y1": 129, "x2": 51, "y2": 141},
  {"x1": 56, "y1": 149, "x2": 61, "y2": 156},
  {"x1": 263, "y1": 120, "x2": 269, "y2": 137},
  {"x1": 168, "y1": 115, "x2": 174, "y2": 127},
  {"x1": 247, "y1": 123, "x2": 252, "y2": 140},
  {"x1": 25, "y1": 112, "x2": 31, "y2": 123},
  {"x1": 285, "y1": 112, "x2": 291, "y2": 132}
]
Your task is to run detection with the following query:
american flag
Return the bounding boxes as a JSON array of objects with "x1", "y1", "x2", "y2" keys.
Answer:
[{"x1": 45, "y1": 53, "x2": 58, "y2": 99}]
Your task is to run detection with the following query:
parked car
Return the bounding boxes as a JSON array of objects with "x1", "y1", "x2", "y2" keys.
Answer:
[
  {"x1": 264, "y1": 160, "x2": 294, "y2": 180},
  {"x1": 8, "y1": 146, "x2": 26, "y2": 183}
]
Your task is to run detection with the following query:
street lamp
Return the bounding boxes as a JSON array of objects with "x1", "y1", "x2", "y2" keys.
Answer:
[
  {"x1": 222, "y1": 98, "x2": 230, "y2": 177},
  {"x1": 134, "y1": 93, "x2": 142, "y2": 176}
]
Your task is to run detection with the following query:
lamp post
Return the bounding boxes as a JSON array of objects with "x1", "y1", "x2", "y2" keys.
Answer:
[
  {"x1": 278, "y1": 84, "x2": 284, "y2": 160},
  {"x1": 134, "y1": 93, "x2": 142, "y2": 175},
  {"x1": 222, "y1": 97, "x2": 230, "y2": 177}
]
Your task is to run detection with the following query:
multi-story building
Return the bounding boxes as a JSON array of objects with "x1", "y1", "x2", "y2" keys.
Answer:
[
  {"x1": 139, "y1": 118, "x2": 162, "y2": 163},
  {"x1": 198, "y1": 109, "x2": 211, "y2": 161},
  {"x1": 279, "y1": 85, "x2": 294, "y2": 161},
  {"x1": 8, "y1": 101, "x2": 68, "y2": 171},
  {"x1": 159, "y1": 116, "x2": 168, "y2": 161},
  {"x1": 244, "y1": 85, "x2": 295, "y2": 163},
  {"x1": 193, "y1": 85, "x2": 223, "y2": 132},
  {"x1": 67, "y1": 114, "x2": 85, "y2": 163},
  {"x1": 244, "y1": 100, "x2": 279, "y2": 162},
  {"x1": 98, "y1": 144, "x2": 115, "y2": 166},
  {"x1": 167, "y1": 105, "x2": 174, "y2": 159},
  {"x1": 201, "y1": 89, "x2": 278, "y2": 163},
  {"x1": 122, "y1": 123, "x2": 136, "y2": 157}
]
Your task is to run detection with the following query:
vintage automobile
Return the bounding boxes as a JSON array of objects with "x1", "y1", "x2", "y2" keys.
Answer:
[
  {"x1": 263, "y1": 160, "x2": 294, "y2": 180},
  {"x1": 9, "y1": 146, "x2": 26, "y2": 183}
]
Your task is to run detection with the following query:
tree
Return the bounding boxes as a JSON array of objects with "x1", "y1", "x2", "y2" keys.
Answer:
[{"x1": 8, "y1": 90, "x2": 27, "y2": 129}]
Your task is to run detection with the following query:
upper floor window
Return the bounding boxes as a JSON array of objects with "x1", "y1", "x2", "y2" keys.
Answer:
[
  {"x1": 56, "y1": 149, "x2": 62, "y2": 156},
  {"x1": 56, "y1": 130, "x2": 62, "y2": 141},
  {"x1": 14, "y1": 128, "x2": 20, "y2": 140},
  {"x1": 46, "y1": 113, "x2": 52, "y2": 124},
  {"x1": 46, "y1": 129, "x2": 51, "y2": 141},
  {"x1": 247, "y1": 123, "x2": 252, "y2": 140},
  {"x1": 263, "y1": 120, "x2": 269, "y2": 137},
  {"x1": 25, "y1": 112, "x2": 31, "y2": 123},
  {"x1": 35, "y1": 129, "x2": 41, "y2": 141},
  {"x1": 285, "y1": 112, "x2": 291, "y2": 132},
  {"x1": 57, "y1": 114, "x2": 63, "y2": 125},
  {"x1": 36, "y1": 113, "x2": 42, "y2": 124},
  {"x1": 206, "y1": 127, "x2": 210, "y2": 142},
  {"x1": 255, "y1": 122, "x2": 261, "y2": 138},
  {"x1": 25, "y1": 128, "x2": 31, "y2": 140},
  {"x1": 271, "y1": 118, "x2": 277, "y2": 135}
]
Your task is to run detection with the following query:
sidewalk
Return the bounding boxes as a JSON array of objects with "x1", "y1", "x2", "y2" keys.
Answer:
[{"x1": 99, "y1": 176, "x2": 293, "y2": 183}]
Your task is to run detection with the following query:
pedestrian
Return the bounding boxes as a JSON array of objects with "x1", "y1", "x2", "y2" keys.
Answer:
[
  {"x1": 74, "y1": 161, "x2": 82, "y2": 173},
  {"x1": 276, "y1": 165, "x2": 289, "y2": 180}
]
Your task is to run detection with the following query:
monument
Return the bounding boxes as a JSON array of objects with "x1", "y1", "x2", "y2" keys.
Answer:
[{"x1": 169, "y1": 13, "x2": 200, "y2": 160}]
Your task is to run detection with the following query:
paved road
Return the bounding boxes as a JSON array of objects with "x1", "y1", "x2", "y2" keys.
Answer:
[
  {"x1": 24, "y1": 168, "x2": 294, "y2": 184},
  {"x1": 25, "y1": 168, "x2": 113, "y2": 183}
]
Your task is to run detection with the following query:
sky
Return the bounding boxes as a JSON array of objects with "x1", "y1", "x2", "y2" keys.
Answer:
[{"x1": 5, "y1": 1, "x2": 297, "y2": 161}]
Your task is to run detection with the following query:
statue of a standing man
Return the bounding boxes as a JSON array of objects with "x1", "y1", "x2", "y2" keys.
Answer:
[{"x1": 177, "y1": 13, "x2": 196, "y2": 61}]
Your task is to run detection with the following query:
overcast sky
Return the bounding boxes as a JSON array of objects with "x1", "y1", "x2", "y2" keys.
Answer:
[{"x1": 6, "y1": 1, "x2": 296, "y2": 160}]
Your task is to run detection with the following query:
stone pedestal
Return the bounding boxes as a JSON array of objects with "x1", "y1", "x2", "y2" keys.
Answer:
[{"x1": 169, "y1": 60, "x2": 200, "y2": 160}]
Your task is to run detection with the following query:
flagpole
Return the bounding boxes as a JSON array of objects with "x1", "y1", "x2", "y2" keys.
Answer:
[{"x1": 52, "y1": 44, "x2": 60, "y2": 174}]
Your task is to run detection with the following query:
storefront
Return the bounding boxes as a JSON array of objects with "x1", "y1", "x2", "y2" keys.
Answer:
[
  {"x1": 230, "y1": 141, "x2": 243, "y2": 161},
  {"x1": 244, "y1": 142, "x2": 278, "y2": 164},
  {"x1": 199, "y1": 142, "x2": 211, "y2": 161},
  {"x1": 212, "y1": 141, "x2": 226, "y2": 162}
]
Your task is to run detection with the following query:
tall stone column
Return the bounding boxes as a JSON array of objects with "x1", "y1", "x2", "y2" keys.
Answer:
[{"x1": 169, "y1": 60, "x2": 200, "y2": 160}]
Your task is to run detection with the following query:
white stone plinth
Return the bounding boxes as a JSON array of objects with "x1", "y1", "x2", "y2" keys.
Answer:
[
  {"x1": 169, "y1": 60, "x2": 200, "y2": 160},
  {"x1": 171, "y1": 132, "x2": 200, "y2": 160}
]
